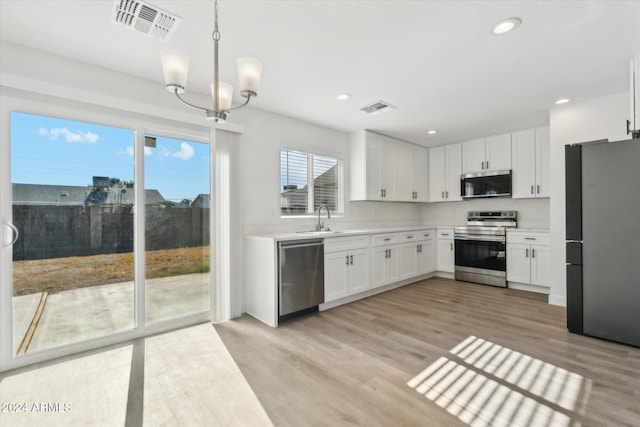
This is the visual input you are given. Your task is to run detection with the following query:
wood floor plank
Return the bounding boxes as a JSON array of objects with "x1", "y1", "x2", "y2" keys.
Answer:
[{"x1": 215, "y1": 278, "x2": 640, "y2": 427}]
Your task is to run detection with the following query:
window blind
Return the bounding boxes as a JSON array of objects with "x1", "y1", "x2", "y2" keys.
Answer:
[{"x1": 280, "y1": 148, "x2": 343, "y2": 215}]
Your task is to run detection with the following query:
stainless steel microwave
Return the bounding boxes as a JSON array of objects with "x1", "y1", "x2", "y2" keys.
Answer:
[{"x1": 460, "y1": 170, "x2": 512, "y2": 199}]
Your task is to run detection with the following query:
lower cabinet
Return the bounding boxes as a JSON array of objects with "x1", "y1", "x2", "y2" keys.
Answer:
[
  {"x1": 324, "y1": 235, "x2": 371, "y2": 303},
  {"x1": 325, "y1": 248, "x2": 371, "y2": 302},
  {"x1": 372, "y1": 245, "x2": 400, "y2": 288},
  {"x1": 436, "y1": 228, "x2": 455, "y2": 273},
  {"x1": 506, "y1": 232, "x2": 550, "y2": 288},
  {"x1": 400, "y1": 239, "x2": 435, "y2": 280}
]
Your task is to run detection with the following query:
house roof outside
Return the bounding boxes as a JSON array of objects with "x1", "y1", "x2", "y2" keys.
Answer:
[{"x1": 12, "y1": 183, "x2": 166, "y2": 206}]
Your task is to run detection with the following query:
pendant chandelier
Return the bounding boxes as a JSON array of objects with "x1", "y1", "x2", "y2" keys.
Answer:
[{"x1": 160, "y1": 0, "x2": 263, "y2": 123}]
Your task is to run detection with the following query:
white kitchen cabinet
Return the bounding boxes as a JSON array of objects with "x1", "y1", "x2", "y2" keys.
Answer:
[
  {"x1": 399, "y1": 230, "x2": 435, "y2": 279},
  {"x1": 411, "y1": 145, "x2": 429, "y2": 202},
  {"x1": 324, "y1": 248, "x2": 370, "y2": 302},
  {"x1": 506, "y1": 231, "x2": 550, "y2": 290},
  {"x1": 372, "y1": 245, "x2": 400, "y2": 288},
  {"x1": 350, "y1": 130, "x2": 396, "y2": 201},
  {"x1": 351, "y1": 130, "x2": 428, "y2": 202},
  {"x1": 462, "y1": 133, "x2": 511, "y2": 174},
  {"x1": 324, "y1": 235, "x2": 371, "y2": 302},
  {"x1": 512, "y1": 127, "x2": 549, "y2": 198},
  {"x1": 436, "y1": 228, "x2": 455, "y2": 273},
  {"x1": 428, "y1": 143, "x2": 462, "y2": 202}
]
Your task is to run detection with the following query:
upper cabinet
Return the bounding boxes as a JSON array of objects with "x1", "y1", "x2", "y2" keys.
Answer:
[
  {"x1": 428, "y1": 143, "x2": 462, "y2": 202},
  {"x1": 350, "y1": 130, "x2": 428, "y2": 202},
  {"x1": 462, "y1": 133, "x2": 511, "y2": 174},
  {"x1": 511, "y1": 126, "x2": 549, "y2": 198}
]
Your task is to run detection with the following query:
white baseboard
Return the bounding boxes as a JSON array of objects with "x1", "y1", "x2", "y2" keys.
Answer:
[
  {"x1": 435, "y1": 271, "x2": 455, "y2": 279},
  {"x1": 548, "y1": 294, "x2": 567, "y2": 307},
  {"x1": 507, "y1": 282, "x2": 550, "y2": 294}
]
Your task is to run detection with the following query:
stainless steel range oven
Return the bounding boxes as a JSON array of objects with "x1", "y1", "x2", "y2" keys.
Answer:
[{"x1": 454, "y1": 211, "x2": 517, "y2": 287}]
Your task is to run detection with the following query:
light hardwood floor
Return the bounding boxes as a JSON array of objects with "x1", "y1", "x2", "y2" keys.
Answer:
[{"x1": 215, "y1": 278, "x2": 640, "y2": 427}]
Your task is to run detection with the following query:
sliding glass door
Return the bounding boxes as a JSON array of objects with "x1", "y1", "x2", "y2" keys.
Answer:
[
  {"x1": 9, "y1": 112, "x2": 135, "y2": 355},
  {"x1": 1, "y1": 109, "x2": 213, "y2": 368},
  {"x1": 143, "y1": 134, "x2": 211, "y2": 323}
]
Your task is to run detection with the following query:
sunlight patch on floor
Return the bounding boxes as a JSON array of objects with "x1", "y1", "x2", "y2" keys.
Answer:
[{"x1": 408, "y1": 336, "x2": 592, "y2": 427}]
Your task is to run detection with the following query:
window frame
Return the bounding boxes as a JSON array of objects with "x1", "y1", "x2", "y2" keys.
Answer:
[{"x1": 279, "y1": 146, "x2": 344, "y2": 217}]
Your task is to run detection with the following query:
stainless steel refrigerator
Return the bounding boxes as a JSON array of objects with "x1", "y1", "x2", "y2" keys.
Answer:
[{"x1": 565, "y1": 138, "x2": 640, "y2": 348}]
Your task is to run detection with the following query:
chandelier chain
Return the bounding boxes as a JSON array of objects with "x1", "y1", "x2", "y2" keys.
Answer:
[{"x1": 212, "y1": 0, "x2": 220, "y2": 41}]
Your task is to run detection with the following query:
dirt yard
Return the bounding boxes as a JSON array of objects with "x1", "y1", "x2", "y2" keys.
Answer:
[{"x1": 12, "y1": 246, "x2": 210, "y2": 296}]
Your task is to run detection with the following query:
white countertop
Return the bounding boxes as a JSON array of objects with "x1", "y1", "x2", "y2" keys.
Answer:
[
  {"x1": 247, "y1": 226, "x2": 439, "y2": 242},
  {"x1": 247, "y1": 225, "x2": 549, "y2": 241}
]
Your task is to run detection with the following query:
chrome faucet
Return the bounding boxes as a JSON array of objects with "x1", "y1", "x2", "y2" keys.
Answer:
[{"x1": 316, "y1": 204, "x2": 331, "y2": 231}]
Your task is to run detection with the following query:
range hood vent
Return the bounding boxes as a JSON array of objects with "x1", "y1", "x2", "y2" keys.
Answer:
[
  {"x1": 110, "y1": 0, "x2": 181, "y2": 41},
  {"x1": 360, "y1": 100, "x2": 397, "y2": 116}
]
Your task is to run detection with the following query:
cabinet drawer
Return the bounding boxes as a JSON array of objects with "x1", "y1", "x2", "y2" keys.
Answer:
[
  {"x1": 401, "y1": 230, "x2": 434, "y2": 242},
  {"x1": 437, "y1": 228, "x2": 454, "y2": 240},
  {"x1": 507, "y1": 232, "x2": 550, "y2": 246},
  {"x1": 324, "y1": 235, "x2": 371, "y2": 253},
  {"x1": 371, "y1": 233, "x2": 401, "y2": 247}
]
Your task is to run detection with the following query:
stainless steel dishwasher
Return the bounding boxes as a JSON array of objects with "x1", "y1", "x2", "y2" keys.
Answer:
[{"x1": 278, "y1": 239, "x2": 324, "y2": 320}]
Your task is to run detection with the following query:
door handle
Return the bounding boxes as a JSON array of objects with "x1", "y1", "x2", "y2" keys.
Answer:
[
  {"x1": 481, "y1": 161, "x2": 485, "y2": 170},
  {"x1": 526, "y1": 248, "x2": 529, "y2": 258},
  {"x1": 3, "y1": 222, "x2": 19, "y2": 247},
  {"x1": 531, "y1": 185, "x2": 534, "y2": 194},
  {"x1": 346, "y1": 255, "x2": 350, "y2": 265},
  {"x1": 445, "y1": 191, "x2": 448, "y2": 199},
  {"x1": 531, "y1": 249, "x2": 535, "y2": 258},
  {"x1": 450, "y1": 242, "x2": 453, "y2": 251},
  {"x1": 537, "y1": 185, "x2": 540, "y2": 194},
  {"x1": 441, "y1": 191, "x2": 444, "y2": 199},
  {"x1": 381, "y1": 189, "x2": 384, "y2": 197},
  {"x1": 486, "y1": 160, "x2": 489, "y2": 169},
  {"x1": 350, "y1": 255, "x2": 353, "y2": 265}
]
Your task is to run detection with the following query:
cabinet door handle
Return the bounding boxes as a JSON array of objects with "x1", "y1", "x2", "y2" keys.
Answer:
[
  {"x1": 442, "y1": 233, "x2": 450, "y2": 236},
  {"x1": 384, "y1": 238, "x2": 391, "y2": 241},
  {"x1": 450, "y1": 242, "x2": 453, "y2": 251},
  {"x1": 441, "y1": 191, "x2": 444, "y2": 199},
  {"x1": 416, "y1": 244, "x2": 420, "y2": 253},
  {"x1": 346, "y1": 255, "x2": 350, "y2": 265},
  {"x1": 481, "y1": 161, "x2": 485, "y2": 170},
  {"x1": 350, "y1": 255, "x2": 354, "y2": 265},
  {"x1": 531, "y1": 249, "x2": 535, "y2": 258},
  {"x1": 381, "y1": 189, "x2": 384, "y2": 197},
  {"x1": 524, "y1": 237, "x2": 536, "y2": 241},
  {"x1": 531, "y1": 185, "x2": 534, "y2": 194},
  {"x1": 537, "y1": 185, "x2": 540, "y2": 194},
  {"x1": 526, "y1": 248, "x2": 529, "y2": 258},
  {"x1": 486, "y1": 160, "x2": 489, "y2": 170},
  {"x1": 407, "y1": 235, "x2": 414, "y2": 239},
  {"x1": 445, "y1": 191, "x2": 449, "y2": 199}
]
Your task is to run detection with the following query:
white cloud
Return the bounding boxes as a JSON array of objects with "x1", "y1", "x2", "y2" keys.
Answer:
[
  {"x1": 118, "y1": 146, "x2": 152, "y2": 157},
  {"x1": 159, "y1": 147, "x2": 171, "y2": 158},
  {"x1": 172, "y1": 142, "x2": 195, "y2": 161},
  {"x1": 39, "y1": 127, "x2": 99, "y2": 144},
  {"x1": 144, "y1": 146, "x2": 153, "y2": 156}
]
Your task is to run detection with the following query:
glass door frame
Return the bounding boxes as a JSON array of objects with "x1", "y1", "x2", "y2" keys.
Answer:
[{"x1": 0, "y1": 89, "x2": 216, "y2": 372}]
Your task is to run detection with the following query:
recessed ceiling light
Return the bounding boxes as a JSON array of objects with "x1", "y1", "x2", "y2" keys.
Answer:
[
  {"x1": 555, "y1": 98, "x2": 571, "y2": 105},
  {"x1": 492, "y1": 18, "x2": 521, "y2": 35},
  {"x1": 427, "y1": 130, "x2": 438, "y2": 135},
  {"x1": 336, "y1": 93, "x2": 352, "y2": 101}
]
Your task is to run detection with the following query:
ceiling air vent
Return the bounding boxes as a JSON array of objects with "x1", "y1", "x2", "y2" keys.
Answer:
[
  {"x1": 360, "y1": 100, "x2": 397, "y2": 116},
  {"x1": 110, "y1": 0, "x2": 181, "y2": 41}
]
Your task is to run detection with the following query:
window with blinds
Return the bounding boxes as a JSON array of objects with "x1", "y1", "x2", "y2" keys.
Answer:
[{"x1": 280, "y1": 148, "x2": 344, "y2": 215}]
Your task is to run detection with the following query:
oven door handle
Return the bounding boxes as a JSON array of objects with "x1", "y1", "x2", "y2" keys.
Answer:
[{"x1": 455, "y1": 235, "x2": 505, "y2": 243}]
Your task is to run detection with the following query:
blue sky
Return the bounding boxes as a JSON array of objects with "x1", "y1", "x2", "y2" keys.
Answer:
[{"x1": 10, "y1": 112, "x2": 210, "y2": 202}]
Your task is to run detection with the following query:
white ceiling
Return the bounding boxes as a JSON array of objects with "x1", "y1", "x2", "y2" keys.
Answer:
[{"x1": 1, "y1": 0, "x2": 639, "y2": 146}]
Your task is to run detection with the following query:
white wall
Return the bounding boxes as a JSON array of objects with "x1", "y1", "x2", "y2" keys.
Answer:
[
  {"x1": 422, "y1": 198, "x2": 549, "y2": 229},
  {"x1": 232, "y1": 107, "x2": 423, "y2": 237},
  {"x1": 548, "y1": 91, "x2": 631, "y2": 306}
]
